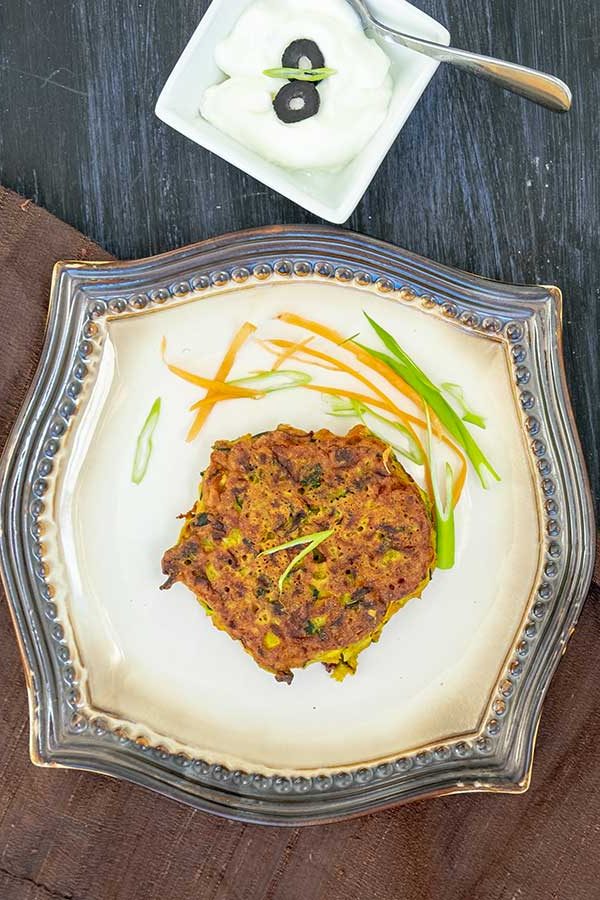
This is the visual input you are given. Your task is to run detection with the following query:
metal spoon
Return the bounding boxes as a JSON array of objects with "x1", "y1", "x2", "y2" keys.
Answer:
[{"x1": 346, "y1": 0, "x2": 572, "y2": 112}]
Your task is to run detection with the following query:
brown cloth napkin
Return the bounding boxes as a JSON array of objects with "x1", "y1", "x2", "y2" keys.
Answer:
[{"x1": 0, "y1": 184, "x2": 598, "y2": 900}]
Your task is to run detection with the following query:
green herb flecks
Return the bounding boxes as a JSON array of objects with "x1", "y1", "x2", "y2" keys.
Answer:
[
  {"x1": 304, "y1": 614, "x2": 328, "y2": 635},
  {"x1": 441, "y1": 382, "x2": 486, "y2": 429},
  {"x1": 259, "y1": 530, "x2": 334, "y2": 593},
  {"x1": 425, "y1": 407, "x2": 457, "y2": 569},
  {"x1": 300, "y1": 464, "x2": 323, "y2": 490},
  {"x1": 263, "y1": 66, "x2": 337, "y2": 82},
  {"x1": 131, "y1": 397, "x2": 161, "y2": 485},
  {"x1": 358, "y1": 313, "x2": 500, "y2": 487}
]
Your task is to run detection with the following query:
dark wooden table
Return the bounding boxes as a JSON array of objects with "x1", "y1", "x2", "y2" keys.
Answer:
[{"x1": 0, "y1": 2, "x2": 598, "y2": 899}]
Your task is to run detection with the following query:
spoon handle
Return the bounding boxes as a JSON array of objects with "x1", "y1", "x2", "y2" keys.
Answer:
[{"x1": 373, "y1": 25, "x2": 572, "y2": 113}]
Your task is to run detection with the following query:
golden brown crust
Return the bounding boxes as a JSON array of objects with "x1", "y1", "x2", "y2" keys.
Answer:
[{"x1": 161, "y1": 426, "x2": 435, "y2": 682}]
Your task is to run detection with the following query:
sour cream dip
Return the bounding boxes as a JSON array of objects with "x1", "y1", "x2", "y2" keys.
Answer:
[{"x1": 200, "y1": 0, "x2": 393, "y2": 171}]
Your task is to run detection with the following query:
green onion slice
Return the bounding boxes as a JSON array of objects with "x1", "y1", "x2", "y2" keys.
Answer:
[
  {"x1": 357, "y1": 403, "x2": 424, "y2": 466},
  {"x1": 325, "y1": 396, "x2": 359, "y2": 418},
  {"x1": 263, "y1": 66, "x2": 337, "y2": 82},
  {"x1": 228, "y1": 369, "x2": 312, "y2": 393},
  {"x1": 441, "y1": 382, "x2": 486, "y2": 429},
  {"x1": 338, "y1": 332, "x2": 361, "y2": 346},
  {"x1": 358, "y1": 313, "x2": 500, "y2": 488},
  {"x1": 132, "y1": 397, "x2": 161, "y2": 485},
  {"x1": 325, "y1": 395, "x2": 423, "y2": 465},
  {"x1": 259, "y1": 530, "x2": 334, "y2": 593},
  {"x1": 425, "y1": 407, "x2": 456, "y2": 569}
]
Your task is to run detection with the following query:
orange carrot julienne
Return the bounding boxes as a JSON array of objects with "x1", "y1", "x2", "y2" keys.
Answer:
[
  {"x1": 382, "y1": 446, "x2": 393, "y2": 475},
  {"x1": 452, "y1": 451, "x2": 467, "y2": 506},
  {"x1": 277, "y1": 312, "x2": 423, "y2": 409},
  {"x1": 420, "y1": 398, "x2": 467, "y2": 507},
  {"x1": 188, "y1": 392, "x2": 257, "y2": 412},
  {"x1": 302, "y1": 383, "x2": 403, "y2": 415},
  {"x1": 165, "y1": 364, "x2": 260, "y2": 398},
  {"x1": 187, "y1": 322, "x2": 257, "y2": 440},
  {"x1": 218, "y1": 322, "x2": 257, "y2": 373},
  {"x1": 266, "y1": 339, "x2": 445, "y2": 434},
  {"x1": 302, "y1": 383, "x2": 433, "y2": 502},
  {"x1": 303, "y1": 380, "x2": 425, "y2": 456},
  {"x1": 266, "y1": 340, "x2": 435, "y2": 476},
  {"x1": 167, "y1": 322, "x2": 257, "y2": 442},
  {"x1": 260, "y1": 340, "x2": 340, "y2": 372},
  {"x1": 267, "y1": 339, "x2": 418, "y2": 421},
  {"x1": 301, "y1": 384, "x2": 467, "y2": 505},
  {"x1": 270, "y1": 336, "x2": 314, "y2": 371},
  {"x1": 271, "y1": 325, "x2": 467, "y2": 504},
  {"x1": 162, "y1": 334, "x2": 260, "y2": 398},
  {"x1": 186, "y1": 411, "x2": 209, "y2": 443}
]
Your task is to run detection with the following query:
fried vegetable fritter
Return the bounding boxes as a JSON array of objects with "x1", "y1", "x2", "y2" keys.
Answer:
[{"x1": 161, "y1": 425, "x2": 435, "y2": 683}]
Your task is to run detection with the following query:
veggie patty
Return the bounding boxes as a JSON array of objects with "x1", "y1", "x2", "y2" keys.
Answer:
[{"x1": 161, "y1": 425, "x2": 435, "y2": 683}]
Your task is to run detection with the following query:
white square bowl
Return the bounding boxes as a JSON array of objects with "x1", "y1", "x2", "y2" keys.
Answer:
[{"x1": 156, "y1": 0, "x2": 450, "y2": 223}]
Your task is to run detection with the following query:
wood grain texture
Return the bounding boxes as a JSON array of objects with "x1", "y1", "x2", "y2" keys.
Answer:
[
  {"x1": 0, "y1": 0, "x2": 598, "y2": 510},
  {"x1": 0, "y1": 0, "x2": 598, "y2": 897}
]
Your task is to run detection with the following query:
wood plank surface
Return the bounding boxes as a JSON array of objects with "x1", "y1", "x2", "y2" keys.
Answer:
[
  {"x1": 1, "y1": 0, "x2": 598, "y2": 509},
  {"x1": 0, "y1": 1, "x2": 599, "y2": 898}
]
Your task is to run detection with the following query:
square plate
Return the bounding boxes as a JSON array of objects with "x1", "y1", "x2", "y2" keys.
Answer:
[
  {"x1": 0, "y1": 226, "x2": 594, "y2": 824},
  {"x1": 155, "y1": 0, "x2": 449, "y2": 222}
]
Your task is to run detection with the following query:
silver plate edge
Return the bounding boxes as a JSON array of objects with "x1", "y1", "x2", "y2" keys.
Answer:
[{"x1": 0, "y1": 225, "x2": 595, "y2": 825}]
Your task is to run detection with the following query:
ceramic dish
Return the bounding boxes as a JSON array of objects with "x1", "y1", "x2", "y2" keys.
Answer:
[
  {"x1": 155, "y1": 0, "x2": 449, "y2": 222},
  {"x1": 0, "y1": 226, "x2": 594, "y2": 824}
]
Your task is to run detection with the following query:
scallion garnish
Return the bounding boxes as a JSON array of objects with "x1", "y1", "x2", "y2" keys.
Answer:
[
  {"x1": 425, "y1": 407, "x2": 457, "y2": 569},
  {"x1": 228, "y1": 369, "x2": 312, "y2": 393},
  {"x1": 263, "y1": 66, "x2": 337, "y2": 82},
  {"x1": 132, "y1": 397, "x2": 161, "y2": 485},
  {"x1": 326, "y1": 395, "x2": 424, "y2": 465},
  {"x1": 358, "y1": 314, "x2": 500, "y2": 488},
  {"x1": 325, "y1": 395, "x2": 357, "y2": 418},
  {"x1": 259, "y1": 530, "x2": 333, "y2": 592},
  {"x1": 441, "y1": 382, "x2": 486, "y2": 429},
  {"x1": 338, "y1": 332, "x2": 361, "y2": 346}
]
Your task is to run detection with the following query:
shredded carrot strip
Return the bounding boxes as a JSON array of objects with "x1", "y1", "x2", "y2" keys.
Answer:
[
  {"x1": 162, "y1": 318, "x2": 468, "y2": 503},
  {"x1": 162, "y1": 334, "x2": 260, "y2": 406},
  {"x1": 451, "y1": 447, "x2": 467, "y2": 506},
  {"x1": 266, "y1": 339, "x2": 421, "y2": 425},
  {"x1": 382, "y1": 446, "x2": 393, "y2": 475},
  {"x1": 302, "y1": 383, "x2": 401, "y2": 416},
  {"x1": 301, "y1": 384, "x2": 466, "y2": 505},
  {"x1": 277, "y1": 312, "x2": 424, "y2": 409},
  {"x1": 266, "y1": 339, "x2": 433, "y2": 430},
  {"x1": 266, "y1": 341, "x2": 441, "y2": 494},
  {"x1": 270, "y1": 336, "x2": 314, "y2": 371},
  {"x1": 302, "y1": 383, "x2": 433, "y2": 501},
  {"x1": 271, "y1": 323, "x2": 467, "y2": 504},
  {"x1": 188, "y1": 393, "x2": 248, "y2": 412},
  {"x1": 420, "y1": 399, "x2": 467, "y2": 507},
  {"x1": 260, "y1": 340, "x2": 340, "y2": 372},
  {"x1": 185, "y1": 322, "x2": 257, "y2": 441},
  {"x1": 165, "y1": 363, "x2": 260, "y2": 399}
]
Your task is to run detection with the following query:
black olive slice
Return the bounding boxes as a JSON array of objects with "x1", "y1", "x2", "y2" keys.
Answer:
[
  {"x1": 273, "y1": 81, "x2": 320, "y2": 123},
  {"x1": 282, "y1": 39, "x2": 325, "y2": 74}
]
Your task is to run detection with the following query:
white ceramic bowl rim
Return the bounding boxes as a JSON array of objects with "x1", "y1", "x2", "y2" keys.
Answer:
[{"x1": 155, "y1": 0, "x2": 450, "y2": 222}]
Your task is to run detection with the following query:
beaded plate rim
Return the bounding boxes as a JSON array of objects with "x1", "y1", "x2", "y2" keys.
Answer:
[{"x1": 0, "y1": 225, "x2": 594, "y2": 825}]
